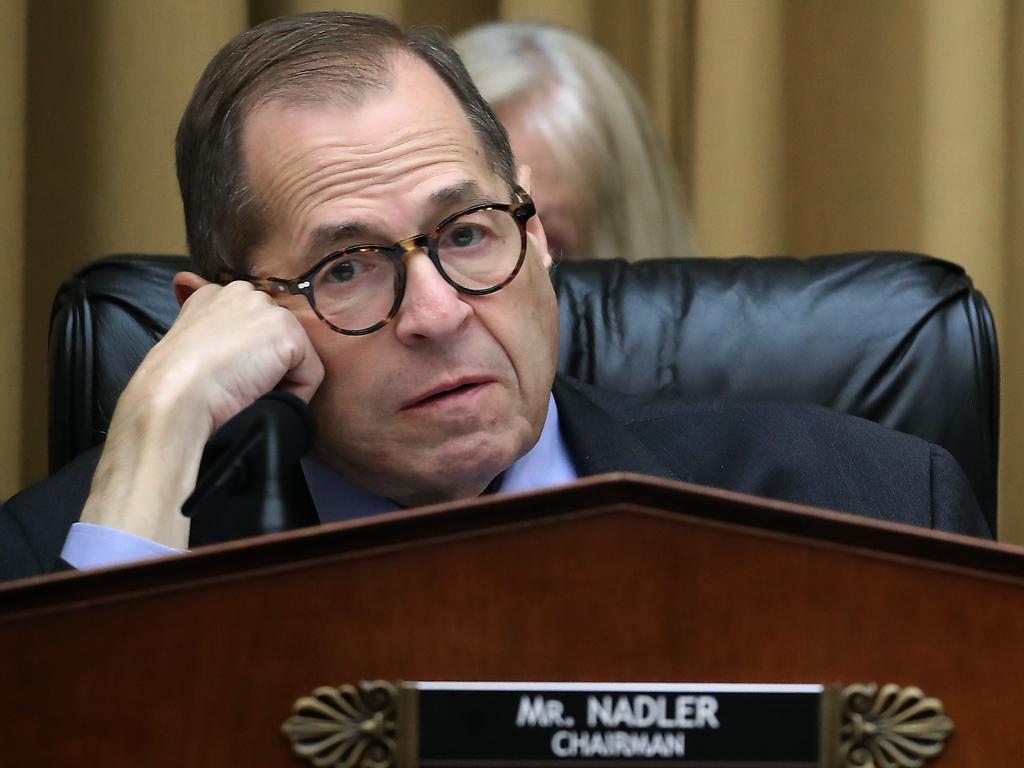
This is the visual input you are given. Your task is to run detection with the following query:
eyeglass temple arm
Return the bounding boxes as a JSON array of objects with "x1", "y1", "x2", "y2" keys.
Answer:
[{"x1": 218, "y1": 271, "x2": 305, "y2": 296}]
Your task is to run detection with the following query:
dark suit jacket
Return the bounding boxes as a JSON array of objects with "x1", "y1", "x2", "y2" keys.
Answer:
[{"x1": 0, "y1": 376, "x2": 991, "y2": 581}]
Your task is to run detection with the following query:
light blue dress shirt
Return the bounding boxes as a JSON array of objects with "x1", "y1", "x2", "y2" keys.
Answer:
[{"x1": 62, "y1": 395, "x2": 576, "y2": 570}]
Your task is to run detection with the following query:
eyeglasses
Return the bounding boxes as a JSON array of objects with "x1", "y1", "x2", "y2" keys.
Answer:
[{"x1": 223, "y1": 186, "x2": 536, "y2": 335}]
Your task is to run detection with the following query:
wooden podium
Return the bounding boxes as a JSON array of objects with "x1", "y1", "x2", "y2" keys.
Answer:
[{"x1": 0, "y1": 473, "x2": 1021, "y2": 766}]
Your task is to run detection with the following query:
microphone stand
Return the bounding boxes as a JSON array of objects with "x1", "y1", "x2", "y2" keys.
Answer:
[
  {"x1": 258, "y1": 409, "x2": 289, "y2": 535},
  {"x1": 181, "y1": 394, "x2": 316, "y2": 539},
  {"x1": 181, "y1": 420, "x2": 262, "y2": 521}
]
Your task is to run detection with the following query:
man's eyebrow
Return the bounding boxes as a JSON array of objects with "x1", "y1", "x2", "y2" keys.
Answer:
[
  {"x1": 302, "y1": 181, "x2": 495, "y2": 263},
  {"x1": 308, "y1": 222, "x2": 375, "y2": 256},
  {"x1": 428, "y1": 180, "x2": 491, "y2": 210}
]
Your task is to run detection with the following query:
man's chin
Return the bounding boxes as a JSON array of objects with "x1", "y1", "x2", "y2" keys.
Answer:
[
  {"x1": 370, "y1": 425, "x2": 532, "y2": 507},
  {"x1": 394, "y1": 444, "x2": 518, "y2": 507}
]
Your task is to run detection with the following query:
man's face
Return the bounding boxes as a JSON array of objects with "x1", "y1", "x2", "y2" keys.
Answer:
[{"x1": 241, "y1": 54, "x2": 559, "y2": 507}]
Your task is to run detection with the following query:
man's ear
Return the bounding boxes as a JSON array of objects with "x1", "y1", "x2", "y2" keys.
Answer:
[
  {"x1": 517, "y1": 164, "x2": 552, "y2": 269},
  {"x1": 172, "y1": 271, "x2": 211, "y2": 308}
]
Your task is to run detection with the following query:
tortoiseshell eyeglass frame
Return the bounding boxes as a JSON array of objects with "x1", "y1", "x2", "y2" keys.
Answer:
[{"x1": 220, "y1": 185, "x2": 536, "y2": 336}]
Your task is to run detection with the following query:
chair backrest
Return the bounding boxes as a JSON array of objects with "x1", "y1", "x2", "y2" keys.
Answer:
[{"x1": 49, "y1": 251, "x2": 999, "y2": 532}]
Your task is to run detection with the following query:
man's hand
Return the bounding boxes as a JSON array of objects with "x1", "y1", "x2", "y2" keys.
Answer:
[{"x1": 79, "y1": 276, "x2": 324, "y2": 549}]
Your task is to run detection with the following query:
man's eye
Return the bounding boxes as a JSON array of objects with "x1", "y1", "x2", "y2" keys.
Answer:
[
  {"x1": 445, "y1": 224, "x2": 487, "y2": 249},
  {"x1": 323, "y1": 259, "x2": 370, "y2": 284}
]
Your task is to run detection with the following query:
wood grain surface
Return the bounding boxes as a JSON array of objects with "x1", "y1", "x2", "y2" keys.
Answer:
[{"x1": 0, "y1": 474, "x2": 1020, "y2": 767}]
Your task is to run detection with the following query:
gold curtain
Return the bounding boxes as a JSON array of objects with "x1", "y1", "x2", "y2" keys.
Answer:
[
  {"x1": 5, "y1": 0, "x2": 1024, "y2": 542},
  {"x1": 1, "y1": 0, "x2": 27, "y2": 503}
]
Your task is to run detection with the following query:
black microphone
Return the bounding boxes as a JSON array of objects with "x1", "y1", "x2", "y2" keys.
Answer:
[{"x1": 182, "y1": 391, "x2": 317, "y2": 538}]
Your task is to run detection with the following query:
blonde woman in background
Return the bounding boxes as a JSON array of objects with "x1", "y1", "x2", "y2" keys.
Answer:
[{"x1": 455, "y1": 21, "x2": 696, "y2": 262}]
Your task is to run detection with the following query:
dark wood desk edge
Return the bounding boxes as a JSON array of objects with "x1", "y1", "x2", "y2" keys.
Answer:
[{"x1": 1, "y1": 473, "x2": 1019, "y2": 620}]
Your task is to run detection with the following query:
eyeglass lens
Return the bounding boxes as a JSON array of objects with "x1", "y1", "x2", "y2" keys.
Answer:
[{"x1": 312, "y1": 207, "x2": 523, "y2": 333}]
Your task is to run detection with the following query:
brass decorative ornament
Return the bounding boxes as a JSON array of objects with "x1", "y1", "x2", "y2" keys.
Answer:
[
  {"x1": 839, "y1": 683, "x2": 953, "y2": 768},
  {"x1": 282, "y1": 680, "x2": 399, "y2": 768}
]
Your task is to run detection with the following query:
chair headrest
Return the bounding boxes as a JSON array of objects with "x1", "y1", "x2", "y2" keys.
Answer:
[{"x1": 553, "y1": 252, "x2": 998, "y2": 531}]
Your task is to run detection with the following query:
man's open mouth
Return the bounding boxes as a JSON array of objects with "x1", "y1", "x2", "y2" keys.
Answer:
[{"x1": 402, "y1": 379, "x2": 491, "y2": 410}]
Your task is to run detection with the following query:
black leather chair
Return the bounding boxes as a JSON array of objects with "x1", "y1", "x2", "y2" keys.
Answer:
[{"x1": 49, "y1": 251, "x2": 1000, "y2": 533}]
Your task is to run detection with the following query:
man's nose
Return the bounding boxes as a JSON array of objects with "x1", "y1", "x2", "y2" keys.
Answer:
[{"x1": 392, "y1": 251, "x2": 471, "y2": 344}]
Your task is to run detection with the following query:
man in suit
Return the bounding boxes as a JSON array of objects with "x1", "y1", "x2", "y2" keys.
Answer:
[{"x1": 0, "y1": 12, "x2": 990, "y2": 581}]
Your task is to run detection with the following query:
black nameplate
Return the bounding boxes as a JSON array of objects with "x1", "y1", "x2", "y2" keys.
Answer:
[{"x1": 411, "y1": 682, "x2": 827, "y2": 767}]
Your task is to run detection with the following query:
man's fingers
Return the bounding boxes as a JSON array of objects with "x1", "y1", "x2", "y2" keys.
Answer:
[
  {"x1": 172, "y1": 271, "x2": 211, "y2": 308},
  {"x1": 276, "y1": 310, "x2": 326, "y2": 403},
  {"x1": 134, "y1": 280, "x2": 326, "y2": 434}
]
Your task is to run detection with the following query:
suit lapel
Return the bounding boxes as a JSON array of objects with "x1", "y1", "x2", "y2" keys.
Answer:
[{"x1": 552, "y1": 376, "x2": 679, "y2": 481}]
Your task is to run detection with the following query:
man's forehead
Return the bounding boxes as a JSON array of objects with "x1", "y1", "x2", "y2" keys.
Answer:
[{"x1": 241, "y1": 54, "x2": 489, "y2": 188}]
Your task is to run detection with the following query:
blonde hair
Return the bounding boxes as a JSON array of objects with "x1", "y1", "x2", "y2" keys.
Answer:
[{"x1": 454, "y1": 21, "x2": 696, "y2": 261}]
